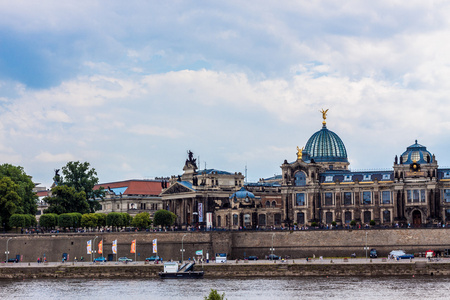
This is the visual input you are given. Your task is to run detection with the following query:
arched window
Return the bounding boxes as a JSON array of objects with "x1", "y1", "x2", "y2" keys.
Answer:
[
  {"x1": 344, "y1": 211, "x2": 352, "y2": 224},
  {"x1": 295, "y1": 171, "x2": 307, "y2": 186},
  {"x1": 265, "y1": 201, "x2": 270, "y2": 208},
  {"x1": 274, "y1": 213, "x2": 281, "y2": 225},
  {"x1": 244, "y1": 214, "x2": 251, "y2": 227},
  {"x1": 272, "y1": 201, "x2": 277, "y2": 207},
  {"x1": 363, "y1": 211, "x2": 371, "y2": 223},
  {"x1": 325, "y1": 212, "x2": 333, "y2": 224}
]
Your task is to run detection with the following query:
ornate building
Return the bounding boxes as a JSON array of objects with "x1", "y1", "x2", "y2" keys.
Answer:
[{"x1": 162, "y1": 112, "x2": 450, "y2": 229}]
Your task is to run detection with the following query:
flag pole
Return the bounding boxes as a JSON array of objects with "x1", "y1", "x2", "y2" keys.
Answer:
[{"x1": 135, "y1": 240, "x2": 137, "y2": 262}]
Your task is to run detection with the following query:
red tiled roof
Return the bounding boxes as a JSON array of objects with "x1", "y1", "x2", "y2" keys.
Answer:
[
  {"x1": 94, "y1": 180, "x2": 163, "y2": 196},
  {"x1": 36, "y1": 190, "x2": 49, "y2": 197}
]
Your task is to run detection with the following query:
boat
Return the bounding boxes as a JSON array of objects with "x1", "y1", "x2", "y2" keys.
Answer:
[{"x1": 158, "y1": 261, "x2": 204, "y2": 279}]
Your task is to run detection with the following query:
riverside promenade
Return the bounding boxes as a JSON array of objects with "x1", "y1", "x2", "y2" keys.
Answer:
[{"x1": 1, "y1": 258, "x2": 449, "y2": 279}]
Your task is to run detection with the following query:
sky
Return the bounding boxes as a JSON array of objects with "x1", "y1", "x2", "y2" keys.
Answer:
[{"x1": 2, "y1": 1, "x2": 450, "y2": 188}]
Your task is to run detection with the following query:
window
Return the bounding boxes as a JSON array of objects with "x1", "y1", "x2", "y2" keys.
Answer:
[
  {"x1": 382, "y1": 191, "x2": 391, "y2": 204},
  {"x1": 217, "y1": 216, "x2": 221, "y2": 227},
  {"x1": 233, "y1": 214, "x2": 238, "y2": 226},
  {"x1": 244, "y1": 214, "x2": 251, "y2": 227},
  {"x1": 296, "y1": 193, "x2": 305, "y2": 206},
  {"x1": 325, "y1": 212, "x2": 333, "y2": 224},
  {"x1": 421, "y1": 189, "x2": 426, "y2": 202},
  {"x1": 265, "y1": 201, "x2": 270, "y2": 208},
  {"x1": 324, "y1": 192, "x2": 333, "y2": 206},
  {"x1": 274, "y1": 213, "x2": 281, "y2": 225},
  {"x1": 259, "y1": 214, "x2": 266, "y2": 226},
  {"x1": 362, "y1": 191, "x2": 371, "y2": 204},
  {"x1": 325, "y1": 176, "x2": 333, "y2": 182},
  {"x1": 363, "y1": 174, "x2": 371, "y2": 181},
  {"x1": 344, "y1": 211, "x2": 352, "y2": 224},
  {"x1": 363, "y1": 211, "x2": 371, "y2": 223},
  {"x1": 446, "y1": 209, "x2": 450, "y2": 222},
  {"x1": 408, "y1": 189, "x2": 427, "y2": 203},
  {"x1": 344, "y1": 175, "x2": 352, "y2": 182},
  {"x1": 444, "y1": 190, "x2": 450, "y2": 203},
  {"x1": 297, "y1": 212, "x2": 305, "y2": 224},
  {"x1": 407, "y1": 190, "x2": 412, "y2": 203},
  {"x1": 343, "y1": 192, "x2": 352, "y2": 205},
  {"x1": 271, "y1": 201, "x2": 277, "y2": 207},
  {"x1": 383, "y1": 210, "x2": 391, "y2": 223},
  {"x1": 382, "y1": 174, "x2": 391, "y2": 180},
  {"x1": 413, "y1": 190, "x2": 420, "y2": 203},
  {"x1": 295, "y1": 172, "x2": 306, "y2": 186},
  {"x1": 444, "y1": 172, "x2": 450, "y2": 179}
]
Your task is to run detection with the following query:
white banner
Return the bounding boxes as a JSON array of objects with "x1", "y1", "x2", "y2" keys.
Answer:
[
  {"x1": 87, "y1": 240, "x2": 92, "y2": 254},
  {"x1": 152, "y1": 239, "x2": 157, "y2": 253},
  {"x1": 198, "y1": 203, "x2": 203, "y2": 222},
  {"x1": 112, "y1": 239, "x2": 117, "y2": 254}
]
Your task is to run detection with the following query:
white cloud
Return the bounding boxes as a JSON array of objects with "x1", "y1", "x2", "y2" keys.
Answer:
[{"x1": 35, "y1": 152, "x2": 76, "y2": 163}]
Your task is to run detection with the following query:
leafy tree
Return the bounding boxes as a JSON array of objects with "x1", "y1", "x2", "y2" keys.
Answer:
[
  {"x1": 39, "y1": 213, "x2": 58, "y2": 229},
  {"x1": 95, "y1": 213, "x2": 107, "y2": 228},
  {"x1": 0, "y1": 177, "x2": 22, "y2": 229},
  {"x1": 9, "y1": 214, "x2": 26, "y2": 231},
  {"x1": 204, "y1": 289, "x2": 226, "y2": 300},
  {"x1": 131, "y1": 212, "x2": 151, "y2": 229},
  {"x1": 44, "y1": 185, "x2": 89, "y2": 214},
  {"x1": 0, "y1": 164, "x2": 37, "y2": 216},
  {"x1": 58, "y1": 213, "x2": 75, "y2": 230},
  {"x1": 107, "y1": 212, "x2": 124, "y2": 231},
  {"x1": 81, "y1": 213, "x2": 98, "y2": 229},
  {"x1": 153, "y1": 210, "x2": 176, "y2": 227},
  {"x1": 25, "y1": 214, "x2": 37, "y2": 227},
  {"x1": 121, "y1": 212, "x2": 132, "y2": 227},
  {"x1": 59, "y1": 161, "x2": 105, "y2": 212},
  {"x1": 350, "y1": 220, "x2": 356, "y2": 227},
  {"x1": 70, "y1": 212, "x2": 82, "y2": 228}
]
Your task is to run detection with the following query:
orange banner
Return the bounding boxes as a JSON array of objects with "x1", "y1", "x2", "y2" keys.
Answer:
[
  {"x1": 130, "y1": 240, "x2": 136, "y2": 254},
  {"x1": 98, "y1": 240, "x2": 103, "y2": 254}
]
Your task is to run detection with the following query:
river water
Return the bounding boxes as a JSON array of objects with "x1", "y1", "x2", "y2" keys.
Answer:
[{"x1": 0, "y1": 276, "x2": 448, "y2": 300}]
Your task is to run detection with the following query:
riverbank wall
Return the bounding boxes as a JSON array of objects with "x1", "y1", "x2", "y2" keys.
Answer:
[
  {"x1": 0, "y1": 261, "x2": 449, "y2": 279},
  {"x1": 1, "y1": 228, "x2": 449, "y2": 263}
]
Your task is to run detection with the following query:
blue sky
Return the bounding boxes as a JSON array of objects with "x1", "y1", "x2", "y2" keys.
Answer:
[{"x1": 1, "y1": 1, "x2": 450, "y2": 188}]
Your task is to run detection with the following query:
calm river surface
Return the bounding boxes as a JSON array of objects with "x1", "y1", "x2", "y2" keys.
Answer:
[{"x1": 0, "y1": 277, "x2": 449, "y2": 300}]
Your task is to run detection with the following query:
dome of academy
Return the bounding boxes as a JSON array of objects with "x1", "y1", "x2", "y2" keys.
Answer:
[
  {"x1": 303, "y1": 123, "x2": 348, "y2": 163},
  {"x1": 230, "y1": 187, "x2": 256, "y2": 199},
  {"x1": 400, "y1": 140, "x2": 433, "y2": 164}
]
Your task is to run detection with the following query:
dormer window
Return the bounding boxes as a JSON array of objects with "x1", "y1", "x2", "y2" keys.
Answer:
[
  {"x1": 382, "y1": 174, "x2": 391, "y2": 180},
  {"x1": 444, "y1": 172, "x2": 450, "y2": 179},
  {"x1": 363, "y1": 174, "x2": 371, "y2": 181},
  {"x1": 325, "y1": 176, "x2": 333, "y2": 182},
  {"x1": 344, "y1": 175, "x2": 352, "y2": 182}
]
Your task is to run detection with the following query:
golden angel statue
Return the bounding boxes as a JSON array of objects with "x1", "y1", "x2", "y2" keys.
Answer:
[
  {"x1": 297, "y1": 146, "x2": 304, "y2": 160},
  {"x1": 320, "y1": 108, "x2": 329, "y2": 121}
]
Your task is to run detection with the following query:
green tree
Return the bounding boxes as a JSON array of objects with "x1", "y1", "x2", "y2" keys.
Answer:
[
  {"x1": 39, "y1": 213, "x2": 58, "y2": 229},
  {"x1": 95, "y1": 213, "x2": 107, "y2": 229},
  {"x1": 106, "y1": 212, "x2": 124, "y2": 231},
  {"x1": 204, "y1": 289, "x2": 226, "y2": 300},
  {"x1": 0, "y1": 177, "x2": 22, "y2": 229},
  {"x1": 44, "y1": 185, "x2": 89, "y2": 214},
  {"x1": 26, "y1": 214, "x2": 37, "y2": 227},
  {"x1": 9, "y1": 214, "x2": 26, "y2": 231},
  {"x1": 60, "y1": 161, "x2": 105, "y2": 212},
  {"x1": 121, "y1": 212, "x2": 132, "y2": 227},
  {"x1": 58, "y1": 213, "x2": 75, "y2": 230},
  {"x1": 131, "y1": 212, "x2": 151, "y2": 229},
  {"x1": 0, "y1": 164, "x2": 37, "y2": 216},
  {"x1": 81, "y1": 213, "x2": 98, "y2": 229},
  {"x1": 153, "y1": 210, "x2": 176, "y2": 227}
]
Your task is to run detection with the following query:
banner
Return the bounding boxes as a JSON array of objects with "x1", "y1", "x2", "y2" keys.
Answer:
[
  {"x1": 195, "y1": 250, "x2": 203, "y2": 256},
  {"x1": 152, "y1": 239, "x2": 157, "y2": 253},
  {"x1": 112, "y1": 240, "x2": 117, "y2": 254},
  {"x1": 198, "y1": 203, "x2": 203, "y2": 222},
  {"x1": 87, "y1": 240, "x2": 92, "y2": 254},
  {"x1": 130, "y1": 240, "x2": 136, "y2": 254},
  {"x1": 98, "y1": 240, "x2": 103, "y2": 254}
]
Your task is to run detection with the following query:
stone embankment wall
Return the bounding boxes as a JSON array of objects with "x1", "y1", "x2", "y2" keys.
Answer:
[
  {"x1": 1, "y1": 228, "x2": 449, "y2": 263},
  {"x1": 0, "y1": 262, "x2": 449, "y2": 279}
]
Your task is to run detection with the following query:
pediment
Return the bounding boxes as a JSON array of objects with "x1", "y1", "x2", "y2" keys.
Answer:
[{"x1": 160, "y1": 182, "x2": 195, "y2": 195}]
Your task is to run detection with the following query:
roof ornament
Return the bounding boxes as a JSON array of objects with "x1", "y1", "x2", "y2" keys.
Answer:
[
  {"x1": 296, "y1": 146, "x2": 304, "y2": 161},
  {"x1": 320, "y1": 108, "x2": 329, "y2": 126}
]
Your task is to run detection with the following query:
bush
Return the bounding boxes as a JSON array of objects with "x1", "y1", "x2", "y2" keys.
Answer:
[
  {"x1": 370, "y1": 219, "x2": 376, "y2": 226},
  {"x1": 311, "y1": 221, "x2": 318, "y2": 227},
  {"x1": 350, "y1": 220, "x2": 356, "y2": 226},
  {"x1": 204, "y1": 289, "x2": 226, "y2": 300},
  {"x1": 39, "y1": 213, "x2": 58, "y2": 229}
]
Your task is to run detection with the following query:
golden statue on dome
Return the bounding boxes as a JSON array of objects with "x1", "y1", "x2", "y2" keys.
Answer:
[
  {"x1": 320, "y1": 108, "x2": 329, "y2": 125},
  {"x1": 297, "y1": 146, "x2": 304, "y2": 160}
]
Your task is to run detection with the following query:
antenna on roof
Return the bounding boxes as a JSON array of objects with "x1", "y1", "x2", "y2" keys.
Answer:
[
  {"x1": 245, "y1": 164, "x2": 247, "y2": 184},
  {"x1": 205, "y1": 162, "x2": 206, "y2": 170}
]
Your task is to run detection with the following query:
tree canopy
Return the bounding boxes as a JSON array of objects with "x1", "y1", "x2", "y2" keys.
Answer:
[
  {"x1": 0, "y1": 163, "x2": 37, "y2": 217},
  {"x1": 44, "y1": 185, "x2": 89, "y2": 214},
  {"x1": 153, "y1": 210, "x2": 176, "y2": 227},
  {"x1": 39, "y1": 213, "x2": 58, "y2": 229},
  {"x1": 0, "y1": 177, "x2": 22, "y2": 228},
  {"x1": 131, "y1": 212, "x2": 151, "y2": 229},
  {"x1": 58, "y1": 161, "x2": 105, "y2": 212}
]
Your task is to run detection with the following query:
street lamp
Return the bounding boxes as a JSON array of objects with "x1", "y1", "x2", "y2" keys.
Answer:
[
  {"x1": 5, "y1": 237, "x2": 12, "y2": 262},
  {"x1": 270, "y1": 233, "x2": 275, "y2": 260},
  {"x1": 181, "y1": 234, "x2": 187, "y2": 262},
  {"x1": 93, "y1": 236, "x2": 98, "y2": 261},
  {"x1": 365, "y1": 231, "x2": 368, "y2": 260}
]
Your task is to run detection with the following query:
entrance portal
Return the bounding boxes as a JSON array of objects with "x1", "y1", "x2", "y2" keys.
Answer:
[{"x1": 412, "y1": 210, "x2": 422, "y2": 227}]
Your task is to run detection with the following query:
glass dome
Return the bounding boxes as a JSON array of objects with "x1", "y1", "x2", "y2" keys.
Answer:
[
  {"x1": 400, "y1": 140, "x2": 432, "y2": 164},
  {"x1": 303, "y1": 124, "x2": 348, "y2": 163}
]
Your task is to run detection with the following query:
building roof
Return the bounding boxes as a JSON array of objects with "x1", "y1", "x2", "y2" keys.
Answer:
[
  {"x1": 230, "y1": 187, "x2": 256, "y2": 199},
  {"x1": 94, "y1": 180, "x2": 163, "y2": 196},
  {"x1": 400, "y1": 140, "x2": 433, "y2": 164},
  {"x1": 196, "y1": 169, "x2": 233, "y2": 175},
  {"x1": 303, "y1": 123, "x2": 348, "y2": 163}
]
